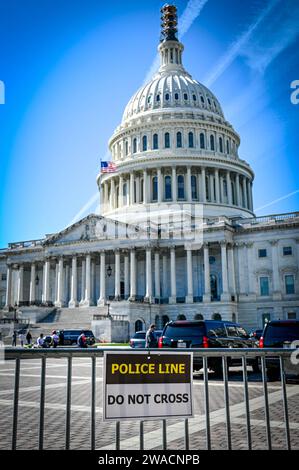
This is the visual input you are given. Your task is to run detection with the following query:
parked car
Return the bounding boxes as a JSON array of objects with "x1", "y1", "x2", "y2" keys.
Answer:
[
  {"x1": 259, "y1": 320, "x2": 299, "y2": 380},
  {"x1": 58, "y1": 329, "x2": 96, "y2": 346},
  {"x1": 158, "y1": 320, "x2": 259, "y2": 374},
  {"x1": 129, "y1": 330, "x2": 163, "y2": 348}
]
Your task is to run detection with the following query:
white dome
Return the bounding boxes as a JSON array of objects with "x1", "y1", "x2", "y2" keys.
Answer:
[{"x1": 122, "y1": 70, "x2": 224, "y2": 123}]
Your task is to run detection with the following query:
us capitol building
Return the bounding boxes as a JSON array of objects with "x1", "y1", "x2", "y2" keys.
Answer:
[{"x1": 1, "y1": 5, "x2": 299, "y2": 341}]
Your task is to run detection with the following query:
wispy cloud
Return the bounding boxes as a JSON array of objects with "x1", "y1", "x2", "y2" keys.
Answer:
[
  {"x1": 240, "y1": 0, "x2": 299, "y2": 73},
  {"x1": 203, "y1": 0, "x2": 279, "y2": 87},
  {"x1": 143, "y1": 0, "x2": 209, "y2": 84},
  {"x1": 255, "y1": 189, "x2": 299, "y2": 212}
]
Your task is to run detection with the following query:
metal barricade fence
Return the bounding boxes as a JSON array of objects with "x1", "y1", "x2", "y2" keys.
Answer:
[{"x1": 2, "y1": 347, "x2": 296, "y2": 450}]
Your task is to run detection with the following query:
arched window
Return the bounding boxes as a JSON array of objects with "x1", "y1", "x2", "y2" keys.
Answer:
[
  {"x1": 212, "y1": 313, "x2": 222, "y2": 321},
  {"x1": 205, "y1": 175, "x2": 210, "y2": 200},
  {"x1": 200, "y1": 96, "x2": 205, "y2": 104},
  {"x1": 174, "y1": 92, "x2": 179, "y2": 100},
  {"x1": 194, "y1": 314, "x2": 203, "y2": 320},
  {"x1": 165, "y1": 175, "x2": 172, "y2": 200},
  {"x1": 123, "y1": 183, "x2": 127, "y2": 197},
  {"x1": 177, "y1": 175, "x2": 185, "y2": 199},
  {"x1": 164, "y1": 132, "x2": 170, "y2": 148},
  {"x1": 188, "y1": 132, "x2": 194, "y2": 148},
  {"x1": 133, "y1": 138, "x2": 137, "y2": 154},
  {"x1": 192, "y1": 94, "x2": 197, "y2": 101},
  {"x1": 200, "y1": 133, "x2": 205, "y2": 149},
  {"x1": 156, "y1": 94, "x2": 160, "y2": 102},
  {"x1": 125, "y1": 141, "x2": 128, "y2": 156},
  {"x1": 210, "y1": 135, "x2": 215, "y2": 151},
  {"x1": 152, "y1": 176, "x2": 158, "y2": 202},
  {"x1": 183, "y1": 93, "x2": 188, "y2": 100},
  {"x1": 165, "y1": 93, "x2": 170, "y2": 101},
  {"x1": 177, "y1": 314, "x2": 186, "y2": 320},
  {"x1": 226, "y1": 140, "x2": 230, "y2": 154},
  {"x1": 135, "y1": 319, "x2": 144, "y2": 332},
  {"x1": 191, "y1": 175, "x2": 197, "y2": 200},
  {"x1": 219, "y1": 137, "x2": 223, "y2": 153},
  {"x1": 153, "y1": 133, "x2": 158, "y2": 150},
  {"x1": 223, "y1": 179, "x2": 228, "y2": 197},
  {"x1": 176, "y1": 131, "x2": 182, "y2": 148},
  {"x1": 142, "y1": 135, "x2": 147, "y2": 151}
]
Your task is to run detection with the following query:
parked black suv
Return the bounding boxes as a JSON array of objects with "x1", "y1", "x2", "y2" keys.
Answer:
[
  {"x1": 259, "y1": 320, "x2": 299, "y2": 380},
  {"x1": 59, "y1": 329, "x2": 96, "y2": 346},
  {"x1": 158, "y1": 320, "x2": 259, "y2": 374}
]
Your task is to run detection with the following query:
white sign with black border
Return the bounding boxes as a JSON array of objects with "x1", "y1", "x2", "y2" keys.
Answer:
[{"x1": 103, "y1": 350, "x2": 194, "y2": 421}]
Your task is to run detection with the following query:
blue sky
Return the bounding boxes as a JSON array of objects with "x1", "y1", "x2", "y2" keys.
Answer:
[{"x1": 0, "y1": 0, "x2": 298, "y2": 247}]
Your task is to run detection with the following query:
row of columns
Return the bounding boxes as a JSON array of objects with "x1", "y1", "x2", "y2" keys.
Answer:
[
  {"x1": 5, "y1": 242, "x2": 235, "y2": 308},
  {"x1": 101, "y1": 167, "x2": 253, "y2": 211}
]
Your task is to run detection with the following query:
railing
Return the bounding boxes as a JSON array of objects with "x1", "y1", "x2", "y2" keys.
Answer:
[
  {"x1": 233, "y1": 212, "x2": 299, "y2": 228},
  {"x1": 2, "y1": 347, "x2": 296, "y2": 451}
]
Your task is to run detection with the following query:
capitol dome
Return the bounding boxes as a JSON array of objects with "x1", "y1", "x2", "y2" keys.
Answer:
[{"x1": 97, "y1": 4, "x2": 254, "y2": 222}]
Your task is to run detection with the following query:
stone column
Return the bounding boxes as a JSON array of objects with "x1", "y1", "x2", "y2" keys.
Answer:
[
  {"x1": 201, "y1": 167, "x2": 206, "y2": 203},
  {"x1": 220, "y1": 242, "x2": 230, "y2": 301},
  {"x1": 124, "y1": 252, "x2": 130, "y2": 299},
  {"x1": 104, "y1": 183, "x2": 109, "y2": 212},
  {"x1": 65, "y1": 263, "x2": 70, "y2": 305},
  {"x1": 82, "y1": 254, "x2": 93, "y2": 306},
  {"x1": 227, "y1": 171, "x2": 232, "y2": 205},
  {"x1": 172, "y1": 167, "x2": 177, "y2": 202},
  {"x1": 162, "y1": 252, "x2": 168, "y2": 298},
  {"x1": 270, "y1": 240, "x2": 282, "y2": 300},
  {"x1": 130, "y1": 173, "x2": 134, "y2": 205},
  {"x1": 143, "y1": 170, "x2": 148, "y2": 204},
  {"x1": 215, "y1": 169, "x2": 220, "y2": 204},
  {"x1": 235, "y1": 174, "x2": 240, "y2": 207},
  {"x1": 157, "y1": 168, "x2": 163, "y2": 203},
  {"x1": 186, "y1": 166, "x2": 192, "y2": 202},
  {"x1": 227, "y1": 244, "x2": 236, "y2": 298},
  {"x1": 154, "y1": 251, "x2": 160, "y2": 299},
  {"x1": 144, "y1": 247, "x2": 153, "y2": 302},
  {"x1": 136, "y1": 176, "x2": 140, "y2": 203},
  {"x1": 79, "y1": 259, "x2": 86, "y2": 306},
  {"x1": 98, "y1": 252, "x2": 106, "y2": 305},
  {"x1": 242, "y1": 177, "x2": 248, "y2": 208},
  {"x1": 209, "y1": 173, "x2": 214, "y2": 202},
  {"x1": 29, "y1": 263, "x2": 36, "y2": 305},
  {"x1": 246, "y1": 243, "x2": 256, "y2": 298},
  {"x1": 69, "y1": 256, "x2": 78, "y2": 307},
  {"x1": 114, "y1": 250, "x2": 121, "y2": 300},
  {"x1": 237, "y1": 243, "x2": 246, "y2": 296},
  {"x1": 203, "y1": 244, "x2": 211, "y2": 302},
  {"x1": 55, "y1": 258, "x2": 64, "y2": 308},
  {"x1": 220, "y1": 175, "x2": 224, "y2": 203},
  {"x1": 5, "y1": 265, "x2": 12, "y2": 308},
  {"x1": 118, "y1": 175, "x2": 123, "y2": 208},
  {"x1": 17, "y1": 265, "x2": 24, "y2": 306},
  {"x1": 110, "y1": 178, "x2": 115, "y2": 210},
  {"x1": 185, "y1": 246, "x2": 193, "y2": 303},
  {"x1": 169, "y1": 247, "x2": 176, "y2": 304},
  {"x1": 248, "y1": 180, "x2": 253, "y2": 211},
  {"x1": 91, "y1": 260, "x2": 95, "y2": 305},
  {"x1": 129, "y1": 249, "x2": 136, "y2": 301},
  {"x1": 43, "y1": 259, "x2": 51, "y2": 304}
]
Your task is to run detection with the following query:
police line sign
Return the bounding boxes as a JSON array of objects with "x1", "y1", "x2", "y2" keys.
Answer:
[{"x1": 103, "y1": 351, "x2": 193, "y2": 421}]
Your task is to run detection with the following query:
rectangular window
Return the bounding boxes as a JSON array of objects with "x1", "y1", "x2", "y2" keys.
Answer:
[
  {"x1": 285, "y1": 275, "x2": 295, "y2": 294},
  {"x1": 283, "y1": 246, "x2": 292, "y2": 256},
  {"x1": 288, "y1": 312, "x2": 296, "y2": 320},
  {"x1": 258, "y1": 249, "x2": 267, "y2": 258},
  {"x1": 260, "y1": 277, "x2": 269, "y2": 296},
  {"x1": 1, "y1": 273, "x2": 6, "y2": 282}
]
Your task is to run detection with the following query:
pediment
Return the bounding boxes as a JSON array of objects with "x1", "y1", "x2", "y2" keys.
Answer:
[{"x1": 43, "y1": 214, "x2": 145, "y2": 245}]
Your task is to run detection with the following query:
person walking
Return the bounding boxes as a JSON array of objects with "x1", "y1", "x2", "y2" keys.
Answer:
[
  {"x1": 51, "y1": 330, "x2": 59, "y2": 348},
  {"x1": 145, "y1": 324, "x2": 157, "y2": 348},
  {"x1": 12, "y1": 331, "x2": 17, "y2": 347},
  {"x1": 77, "y1": 331, "x2": 87, "y2": 348},
  {"x1": 26, "y1": 330, "x2": 32, "y2": 345},
  {"x1": 19, "y1": 332, "x2": 26, "y2": 347},
  {"x1": 58, "y1": 330, "x2": 64, "y2": 346}
]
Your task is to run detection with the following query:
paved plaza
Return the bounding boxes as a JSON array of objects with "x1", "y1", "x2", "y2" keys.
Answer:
[{"x1": 0, "y1": 356, "x2": 298, "y2": 450}]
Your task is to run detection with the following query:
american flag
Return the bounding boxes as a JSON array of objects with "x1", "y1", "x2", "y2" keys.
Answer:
[{"x1": 101, "y1": 161, "x2": 117, "y2": 173}]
